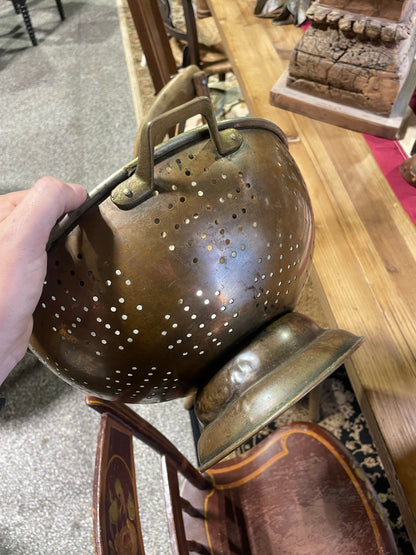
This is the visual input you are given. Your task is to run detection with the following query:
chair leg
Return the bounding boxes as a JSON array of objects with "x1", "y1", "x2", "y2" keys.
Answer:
[
  {"x1": 11, "y1": 0, "x2": 20, "y2": 14},
  {"x1": 19, "y1": 3, "x2": 38, "y2": 46},
  {"x1": 55, "y1": 0, "x2": 65, "y2": 21},
  {"x1": 308, "y1": 384, "x2": 322, "y2": 422}
]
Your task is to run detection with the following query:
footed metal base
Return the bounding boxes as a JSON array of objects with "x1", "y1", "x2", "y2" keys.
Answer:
[{"x1": 195, "y1": 312, "x2": 363, "y2": 471}]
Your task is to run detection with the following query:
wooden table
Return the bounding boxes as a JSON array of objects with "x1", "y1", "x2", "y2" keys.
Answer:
[{"x1": 208, "y1": 0, "x2": 416, "y2": 546}]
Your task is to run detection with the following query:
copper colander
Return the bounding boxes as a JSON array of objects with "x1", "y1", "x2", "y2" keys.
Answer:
[
  {"x1": 30, "y1": 94, "x2": 315, "y2": 403},
  {"x1": 30, "y1": 69, "x2": 363, "y2": 468}
]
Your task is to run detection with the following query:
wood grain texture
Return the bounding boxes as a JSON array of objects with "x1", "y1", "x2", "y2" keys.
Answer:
[
  {"x1": 207, "y1": 0, "x2": 416, "y2": 546},
  {"x1": 271, "y1": 68, "x2": 410, "y2": 139}
]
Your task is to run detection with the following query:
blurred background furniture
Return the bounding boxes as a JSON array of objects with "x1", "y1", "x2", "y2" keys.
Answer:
[
  {"x1": 10, "y1": 0, "x2": 65, "y2": 46},
  {"x1": 271, "y1": 0, "x2": 416, "y2": 138},
  {"x1": 87, "y1": 394, "x2": 398, "y2": 554},
  {"x1": 159, "y1": 0, "x2": 230, "y2": 77},
  {"x1": 125, "y1": 0, "x2": 230, "y2": 93}
]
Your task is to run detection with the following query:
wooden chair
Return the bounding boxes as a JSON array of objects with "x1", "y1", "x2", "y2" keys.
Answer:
[
  {"x1": 131, "y1": 64, "x2": 210, "y2": 157},
  {"x1": 125, "y1": 0, "x2": 230, "y2": 94},
  {"x1": 86, "y1": 394, "x2": 398, "y2": 554}
]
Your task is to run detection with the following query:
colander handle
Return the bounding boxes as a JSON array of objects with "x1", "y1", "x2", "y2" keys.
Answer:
[{"x1": 111, "y1": 96, "x2": 243, "y2": 210}]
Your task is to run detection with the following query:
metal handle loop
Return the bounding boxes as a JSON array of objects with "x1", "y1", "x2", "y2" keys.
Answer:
[{"x1": 111, "y1": 96, "x2": 242, "y2": 209}]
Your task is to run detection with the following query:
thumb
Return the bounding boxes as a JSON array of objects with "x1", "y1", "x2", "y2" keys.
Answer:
[{"x1": 6, "y1": 177, "x2": 87, "y2": 257}]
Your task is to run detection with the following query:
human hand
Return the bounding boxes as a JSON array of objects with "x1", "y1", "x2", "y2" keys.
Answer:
[{"x1": 0, "y1": 177, "x2": 87, "y2": 386}]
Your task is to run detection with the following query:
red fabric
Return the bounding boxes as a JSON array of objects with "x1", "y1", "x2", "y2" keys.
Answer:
[{"x1": 363, "y1": 134, "x2": 416, "y2": 225}]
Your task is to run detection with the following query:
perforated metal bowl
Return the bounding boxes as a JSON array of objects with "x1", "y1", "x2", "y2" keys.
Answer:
[{"x1": 30, "y1": 96, "x2": 315, "y2": 404}]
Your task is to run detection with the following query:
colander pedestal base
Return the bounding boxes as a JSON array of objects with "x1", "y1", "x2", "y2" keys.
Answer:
[{"x1": 194, "y1": 312, "x2": 363, "y2": 471}]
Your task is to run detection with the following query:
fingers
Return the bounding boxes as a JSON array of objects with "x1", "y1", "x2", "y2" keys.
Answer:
[
  {"x1": 23, "y1": 176, "x2": 87, "y2": 230},
  {"x1": 3, "y1": 177, "x2": 87, "y2": 258},
  {"x1": 0, "y1": 190, "x2": 29, "y2": 222}
]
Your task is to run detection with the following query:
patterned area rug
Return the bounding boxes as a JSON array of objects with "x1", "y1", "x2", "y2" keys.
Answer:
[{"x1": 117, "y1": 2, "x2": 413, "y2": 551}]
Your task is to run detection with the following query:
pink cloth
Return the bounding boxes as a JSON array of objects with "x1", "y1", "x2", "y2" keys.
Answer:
[{"x1": 363, "y1": 134, "x2": 416, "y2": 225}]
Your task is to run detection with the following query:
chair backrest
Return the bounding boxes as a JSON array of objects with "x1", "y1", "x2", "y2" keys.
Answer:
[
  {"x1": 158, "y1": 0, "x2": 201, "y2": 68},
  {"x1": 86, "y1": 394, "x2": 398, "y2": 555},
  {"x1": 86, "y1": 395, "x2": 212, "y2": 555},
  {"x1": 132, "y1": 64, "x2": 210, "y2": 157},
  {"x1": 125, "y1": 0, "x2": 178, "y2": 93},
  {"x1": 126, "y1": 0, "x2": 229, "y2": 94}
]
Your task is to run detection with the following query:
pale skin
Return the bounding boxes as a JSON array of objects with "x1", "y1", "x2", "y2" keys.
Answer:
[{"x1": 0, "y1": 177, "x2": 87, "y2": 386}]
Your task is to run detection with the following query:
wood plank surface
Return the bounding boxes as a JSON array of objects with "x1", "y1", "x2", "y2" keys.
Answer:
[{"x1": 208, "y1": 0, "x2": 416, "y2": 545}]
